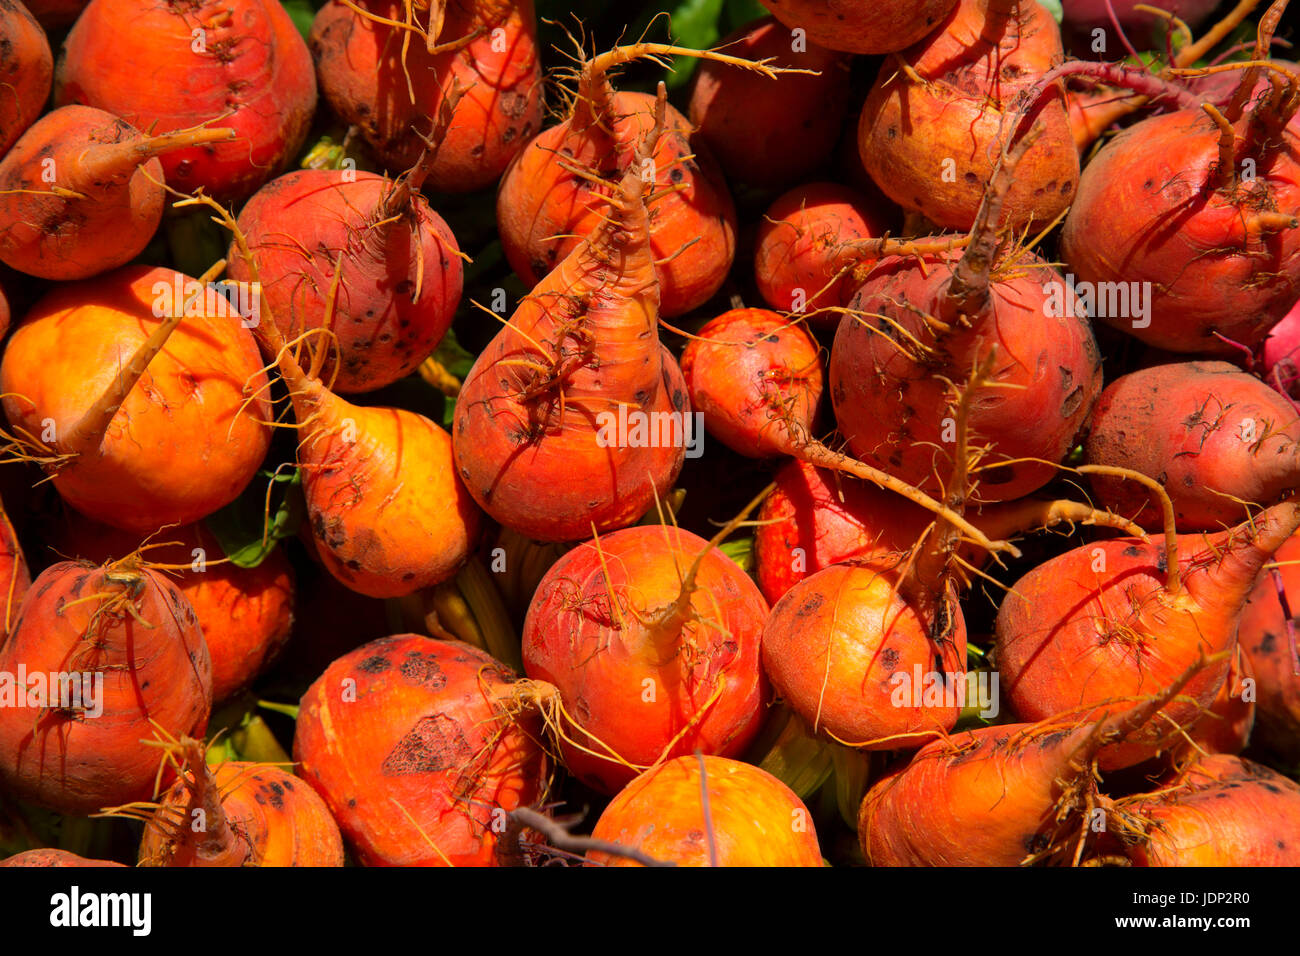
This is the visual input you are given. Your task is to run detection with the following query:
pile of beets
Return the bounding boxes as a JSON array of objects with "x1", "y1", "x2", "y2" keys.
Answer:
[{"x1": 0, "y1": 0, "x2": 1298, "y2": 868}]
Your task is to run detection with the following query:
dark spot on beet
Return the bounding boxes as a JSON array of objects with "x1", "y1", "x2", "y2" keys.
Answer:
[
  {"x1": 963, "y1": 171, "x2": 978, "y2": 184},
  {"x1": 381, "y1": 715, "x2": 474, "y2": 775},
  {"x1": 348, "y1": 798, "x2": 357, "y2": 808},
  {"x1": 1258, "y1": 630, "x2": 1276, "y2": 653},
  {"x1": 881, "y1": 647, "x2": 900, "y2": 670},
  {"x1": 1123, "y1": 545, "x2": 1142, "y2": 557},
  {"x1": 399, "y1": 651, "x2": 447, "y2": 689},
  {"x1": 1061, "y1": 385, "x2": 1084, "y2": 419},
  {"x1": 265, "y1": 781, "x2": 285, "y2": 810},
  {"x1": 796, "y1": 592, "x2": 824, "y2": 617},
  {"x1": 253, "y1": 790, "x2": 266, "y2": 805},
  {"x1": 357, "y1": 654, "x2": 391, "y2": 674}
]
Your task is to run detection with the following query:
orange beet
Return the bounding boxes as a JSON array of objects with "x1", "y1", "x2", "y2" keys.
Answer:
[
  {"x1": 49, "y1": 518, "x2": 294, "y2": 703},
  {"x1": 857, "y1": 0, "x2": 1077, "y2": 232},
  {"x1": 137, "y1": 740, "x2": 343, "y2": 867},
  {"x1": 457, "y1": 92, "x2": 687, "y2": 541},
  {"x1": 1060, "y1": 106, "x2": 1300, "y2": 353},
  {"x1": 996, "y1": 502, "x2": 1300, "y2": 770},
  {"x1": 0, "y1": 106, "x2": 234, "y2": 280},
  {"x1": 57, "y1": 0, "x2": 316, "y2": 201},
  {"x1": 0, "y1": 494, "x2": 29, "y2": 643},
  {"x1": 1184, "y1": 646, "x2": 1254, "y2": 756},
  {"x1": 1116, "y1": 754, "x2": 1300, "y2": 866},
  {"x1": 215, "y1": 196, "x2": 481, "y2": 599},
  {"x1": 0, "y1": 0, "x2": 52, "y2": 157},
  {"x1": 679, "y1": 308, "x2": 823, "y2": 459},
  {"x1": 831, "y1": 249, "x2": 1102, "y2": 502},
  {"x1": 763, "y1": 562, "x2": 966, "y2": 747},
  {"x1": 294, "y1": 635, "x2": 546, "y2": 866},
  {"x1": 522, "y1": 524, "x2": 769, "y2": 794},
  {"x1": 0, "y1": 559, "x2": 212, "y2": 815},
  {"x1": 860, "y1": 720, "x2": 1099, "y2": 865},
  {"x1": 858, "y1": 665, "x2": 1207, "y2": 867},
  {"x1": 753, "y1": 182, "x2": 892, "y2": 324},
  {"x1": 0, "y1": 266, "x2": 273, "y2": 533},
  {"x1": 0, "y1": 849, "x2": 124, "y2": 866},
  {"x1": 496, "y1": 50, "x2": 747, "y2": 317},
  {"x1": 588, "y1": 755, "x2": 823, "y2": 866},
  {"x1": 229, "y1": 167, "x2": 463, "y2": 394},
  {"x1": 752, "y1": 459, "x2": 932, "y2": 604},
  {"x1": 688, "y1": 16, "x2": 849, "y2": 188},
  {"x1": 1084, "y1": 362, "x2": 1300, "y2": 531},
  {"x1": 1238, "y1": 530, "x2": 1300, "y2": 763},
  {"x1": 310, "y1": 0, "x2": 542, "y2": 191},
  {"x1": 761, "y1": 0, "x2": 957, "y2": 54}
]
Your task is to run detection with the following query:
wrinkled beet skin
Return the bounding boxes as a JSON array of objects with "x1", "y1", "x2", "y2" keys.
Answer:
[
  {"x1": 831, "y1": 251, "x2": 1102, "y2": 502},
  {"x1": 688, "y1": 16, "x2": 849, "y2": 189},
  {"x1": 1061, "y1": 109, "x2": 1300, "y2": 354},
  {"x1": 310, "y1": 0, "x2": 542, "y2": 191},
  {"x1": 1084, "y1": 362, "x2": 1300, "y2": 531},
  {"x1": 762, "y1": 0, "x2": 957, "y2": 55},
  {"x1": 857, "y1": 0, "x2": 1078, "y2": 232}
]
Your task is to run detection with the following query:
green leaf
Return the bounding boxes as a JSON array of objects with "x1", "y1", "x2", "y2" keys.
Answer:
[
  {"x1": 666, "y1": 0, "x2": 726, "y2": 88},
  {"x1": 1038, "y1": 0, "x2": 1063, "y2": 25},
  {"x1": 721, "y1": 0, "x2": 767, "y2": 32},
  {"x1": 719, "y1": 535, "x2": 753, "y2": 572},
  {"x1": 434, "y1": 326, "x2": 476, "y2": 381},
  {"x1": 204, "y1": 468, "x2": 305, "y2": 569},
  {"x1": 281, "y1": 0, "x2": 315, "y2": 42}
]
